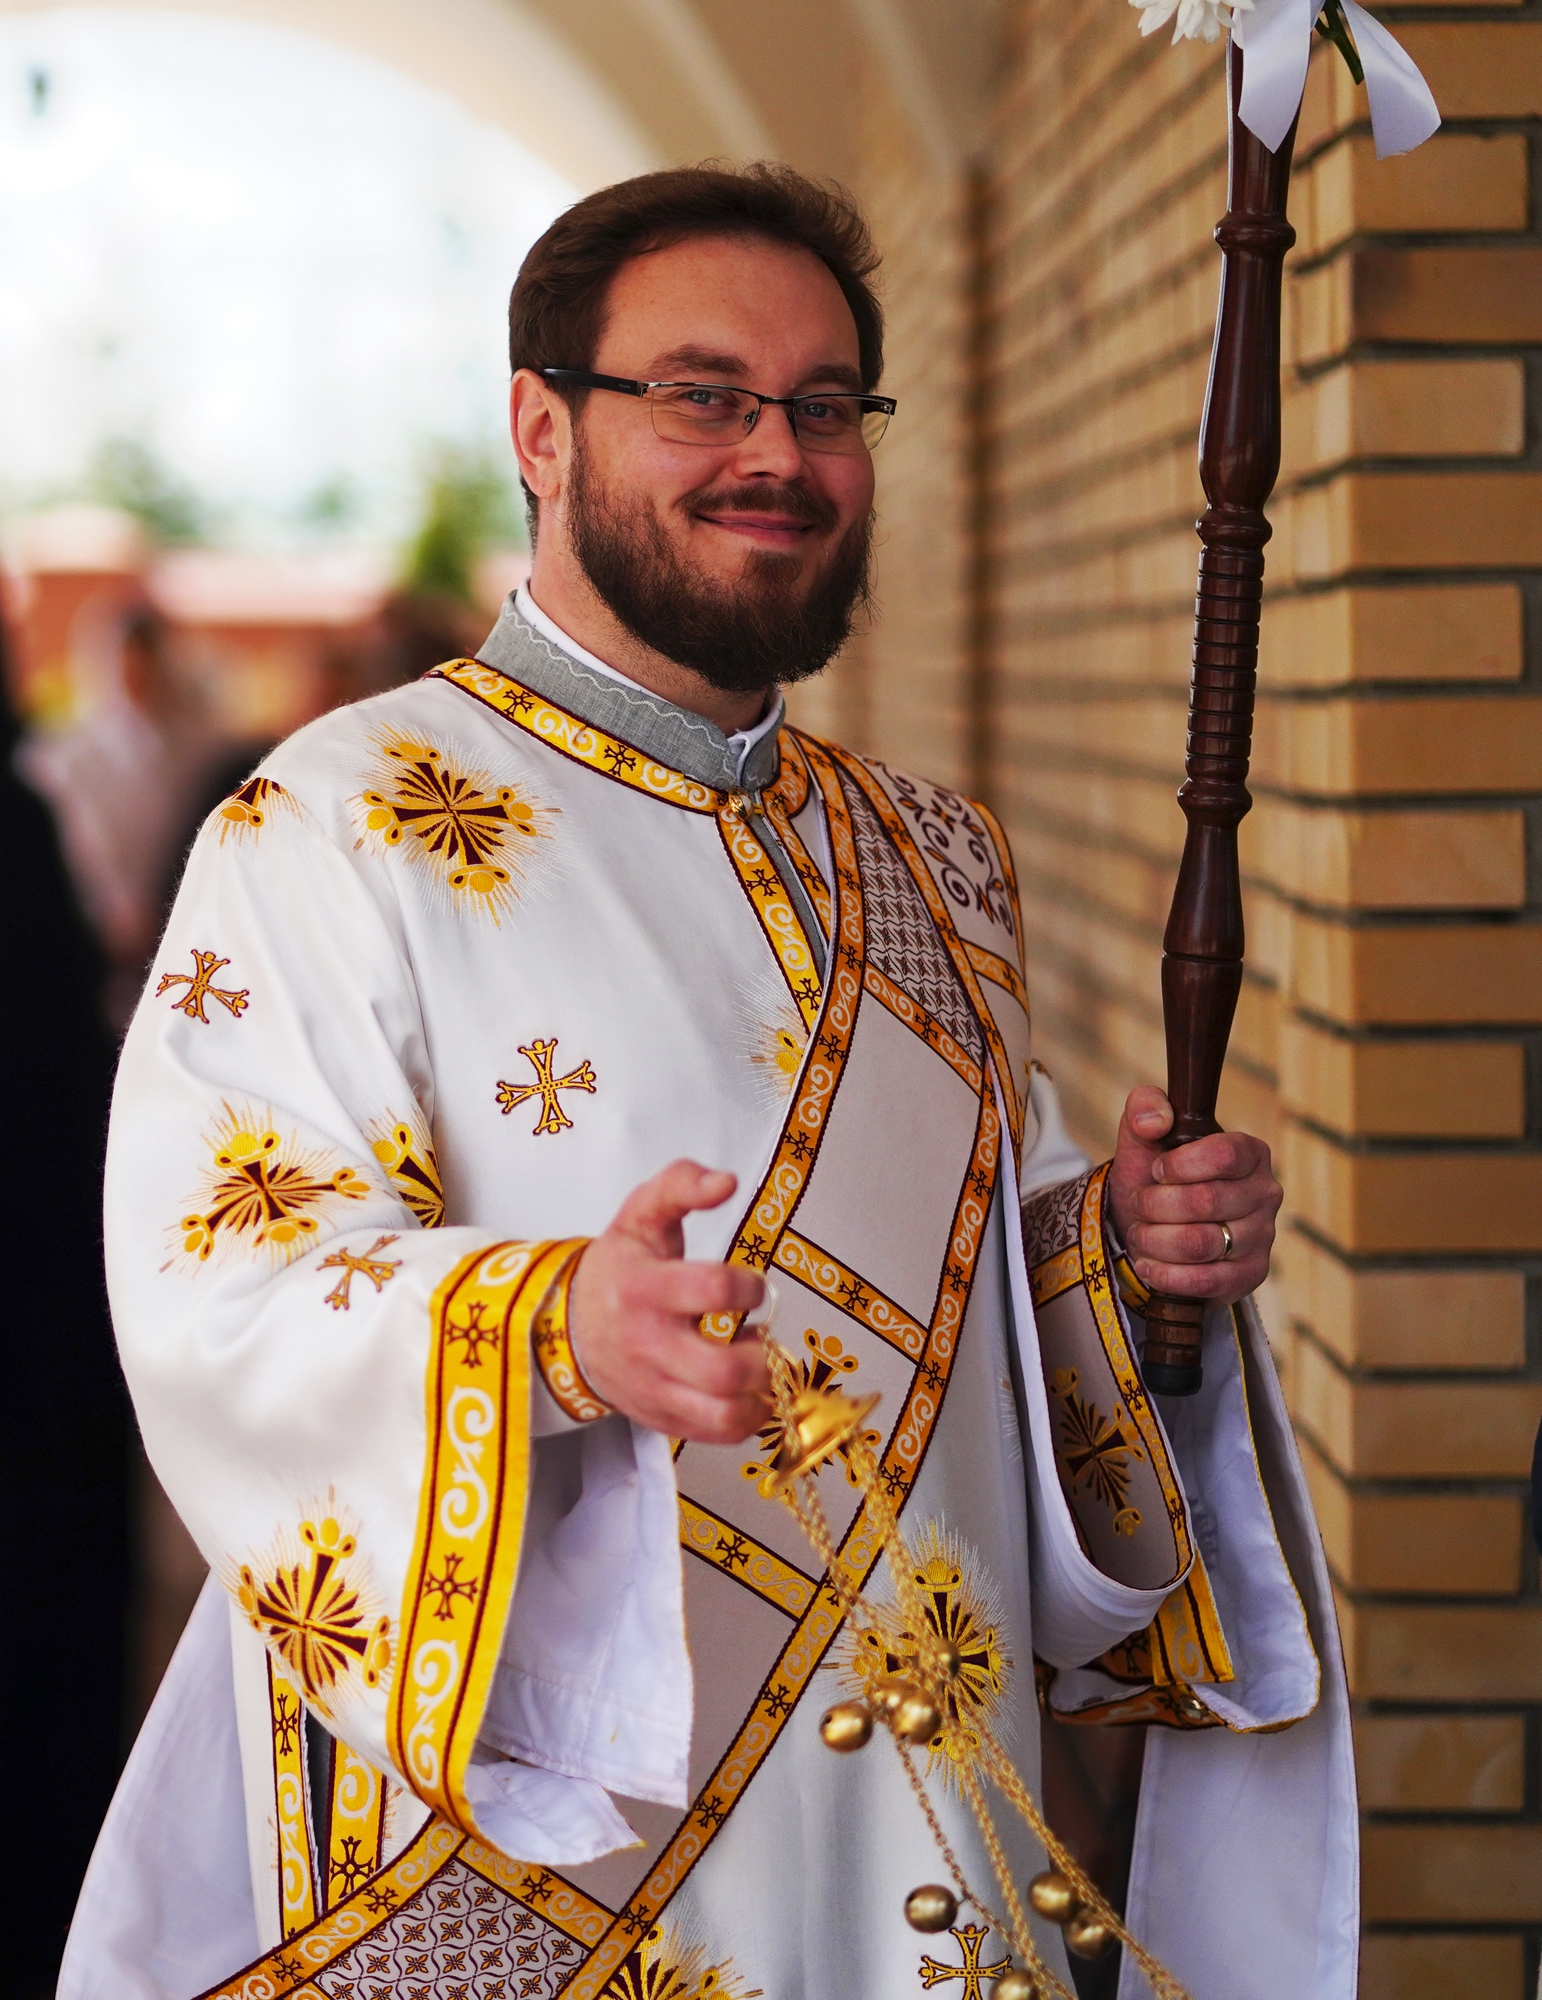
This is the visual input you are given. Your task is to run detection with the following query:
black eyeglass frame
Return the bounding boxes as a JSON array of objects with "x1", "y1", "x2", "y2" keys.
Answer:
[{"x1": 539, "y1": 368, "x2": 897, "y2": 450}]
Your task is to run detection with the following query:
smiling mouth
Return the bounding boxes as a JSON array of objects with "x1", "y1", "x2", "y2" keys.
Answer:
[{"x1": 695, "y1": 510, "x2": 821, "y2": 537}]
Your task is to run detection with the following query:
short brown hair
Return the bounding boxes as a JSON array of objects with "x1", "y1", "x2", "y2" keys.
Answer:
[{"x1": 509, "y1": 162, "x2": 885, "y2": 396}]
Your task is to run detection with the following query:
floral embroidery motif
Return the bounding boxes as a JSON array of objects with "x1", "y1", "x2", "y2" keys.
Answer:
[
  {"x1": 495, "y1": 1037, "x2": 598, "y2": 1136},
  {"x1": 217, "y1": 773, "x2": 295, "y2": 843},
  {"x1": 235, "y1": 1513, "x2": 391, "y2": 1716},
  {"x1": 741, "y1": 1329, "x2": 879, "y2": 1490},
  {"x1": 179, "y1": 1109, "x2": 370, "y2": 1264},
  {"x1": 1050, "y1": 1364, "x2": 1146, "y2": 1537},
  {"x1": 748, "y1": 999, "x2": 808, "y2": 1104},
  {"x1": 320, "y1": 1233, "x2": 402, "y2": 1310},
  {"x1": 369, "y1": 1117, "x2": 446, "y2": 1230},
  {"x1": 156, "y1": 947, "x2": 250, "y2": 1024},
  {"x1": 356, "y1": 734, "x2": 553, "y2": 919},
  {"x1": 847, "y1": 1523, "x2": 1008, "y2": 1792},
  {"x1": 600, "y1": 1919, "x2": 761, "y2": 2000}
]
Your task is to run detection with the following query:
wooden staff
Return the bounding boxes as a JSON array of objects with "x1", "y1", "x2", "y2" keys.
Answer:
[{"x1": 1140, "y1": 38, "x2": 1299, "y2": 1398}]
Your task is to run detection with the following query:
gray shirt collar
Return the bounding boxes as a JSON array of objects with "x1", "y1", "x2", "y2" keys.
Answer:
[{"x1": 475, "y1": 594, "x2": 785, "y2": 796}]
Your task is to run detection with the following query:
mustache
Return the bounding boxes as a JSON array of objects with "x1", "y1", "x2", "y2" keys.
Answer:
[{"x1": 677, "y1": 479, "x2": 839, "y2": 534}]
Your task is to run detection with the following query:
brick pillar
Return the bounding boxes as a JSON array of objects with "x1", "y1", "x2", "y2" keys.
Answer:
[{"x1": 1265, "y1": 23, "x2": 1542, "y2": 1998}]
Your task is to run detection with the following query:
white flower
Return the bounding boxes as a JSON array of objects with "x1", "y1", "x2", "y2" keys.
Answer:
[{"x1": 1130, "y1": 0, "x2": 1253, "y2": 45}]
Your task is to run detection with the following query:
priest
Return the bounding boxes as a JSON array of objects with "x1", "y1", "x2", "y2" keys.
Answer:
[{"x1": 64, "y1": 163, "x2": 1355, "y2": 2000}]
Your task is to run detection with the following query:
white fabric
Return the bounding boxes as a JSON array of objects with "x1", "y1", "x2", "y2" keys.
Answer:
[
  {"x1": 1233, "y1": 0, "x2": 1440, "y2": 157},
  {"x1": 515, "y1": 584, "x2": 780, "y2": 780},
  {"x1": 67, "y1": 662, "x2": 1354, "y2": 1998}
]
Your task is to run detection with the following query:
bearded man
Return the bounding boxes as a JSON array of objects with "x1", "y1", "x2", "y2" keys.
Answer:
[{"x1": 65, "y1": 166, "x2": 1355, "y2": 2000}]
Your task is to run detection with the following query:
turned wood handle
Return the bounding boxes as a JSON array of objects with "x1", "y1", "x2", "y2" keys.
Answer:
[{"x1": 1142, "y1": 40, "x2": 1297, "y2": 1398}]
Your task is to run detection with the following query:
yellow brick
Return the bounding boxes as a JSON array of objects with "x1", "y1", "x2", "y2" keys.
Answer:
[
  {"x1": 1276, "y1": 1228, "x2": 1526, "y2": 1370},
  {"x1": 1269, "y1": 692, "x2": 1542, "y2": 796},
  {"x1": 1343, "y1": 1598, "x2": 1542, "y2": 1702},
  {"x1": 1278, "y1": 1016, "x2": 1524, "y2": 1138},
  {"x1": 1253, "y1": 798, "x2": 1525, "y2": 909},
  {"x1": 1284, "y1": 1123, "x2": 1542, "y2": 1253},
  {"x1": 1294, "y1": 1341, "x2": 1542, "y2": 1472},
  {"x1": 1398, "y1": 20, "x2": 1542, "y2": 117},
  {"x1": 1291, "y1": 248, "x2": 1542, "y2": 365},
  {"x1": 1284, "y1": 911, "x2": 1542, "y2": 1026},
  {"x1": 1299, "y1": 1439, "x2": 1522, "y2": 1592},
  {"x1": 1365, "y1": 1824, "x2": 1542, "y2": 1925},
  {"x1": 1303, "y1": 133, "x2": 1529, "y2": 257},
  {"x1": 1280, "y1": 359, "x2": 1524, "y2": 479},
  {"x1": 1258, "y1": 583, "x2": 1522, "y2": 687},
  {"x1": 1360, "y1": 1934, "x2": 1526, "y2": 2000},
  {"x1": 1356, "y1": 1712, "x2": 1526, "y2": 1810},
  {"x1": 1287, "y1": 470, "x2": 1542, "y2": 579}
]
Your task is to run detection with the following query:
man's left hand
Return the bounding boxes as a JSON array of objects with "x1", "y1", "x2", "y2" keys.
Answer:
[{"x1": 1106, "y1": 1085, "x2": 1281, "y2": 1305}]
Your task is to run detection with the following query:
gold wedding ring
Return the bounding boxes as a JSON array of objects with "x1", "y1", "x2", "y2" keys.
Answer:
[{"x1": 1217, "y1": 1221, "x2": 1235, "y2": 1262}]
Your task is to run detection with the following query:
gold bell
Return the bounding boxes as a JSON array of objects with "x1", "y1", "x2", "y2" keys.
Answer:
[
  {"x1": 904, "y1": 1884, "x2": 958, "y2": 1933},
  {"x1": 819, "y1": 1701, "x2": 873, "y2": 1753},
  {"x1": 1064, "y1": 1910, "x2": 1114, "y2": 1960},
  {"x1": 892, "y1": 1688, "x2": 943, "y2": 1746},
  {"x1": 991, "y1": 1972, "x2": 1038, "y2": 2000},
  {"x1": 758, "y1": 1384, "x2": 880, "y2": 1497},
  {"x1": 870, "y1": 1673, "x2": 919, "y2": 1717},
  {"x1": 1027, "y1": 1870, "x2": 1080, "y2": 1925}
]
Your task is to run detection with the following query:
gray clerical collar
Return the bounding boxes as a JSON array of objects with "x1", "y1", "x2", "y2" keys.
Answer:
[{"x1": 475, "y1": 594, "x2": 785, "y2": 796}]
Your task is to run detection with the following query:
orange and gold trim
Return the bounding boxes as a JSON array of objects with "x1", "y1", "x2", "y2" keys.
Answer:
[
  {"x1": 862, "y1": 963, "x2": 985, "y2": 1095},
  {"x1": 266, "y1": 1656, "x2": 318, "y2": 1940},
  {"x1": 717, "y1": 796, "x2": 823, "y2": 1033},
  {"x1": 431, "y1": 659, "x2": 720, "y2": 813},
  {"x1": 532, "y1": 1242, "x2": 610, "y2": 1423},
  {"x1": 387, "y1": 1235, "x2": 581, "y2": 1831},
  {"x1": 322, "y1": 1739, "x2": 389, "y2": 1909}
]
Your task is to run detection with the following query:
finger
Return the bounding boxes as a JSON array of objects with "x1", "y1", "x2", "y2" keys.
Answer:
[
  {"x1": 642, "y1": 1325, "x2": 772, "y2": 1400},
  {"x1": 624, "y1": 1259, "x2": 765, "y2": 1321},
  {"x1": 1152, "y1": 1130, "x2": 1268, "y2": 1185},
  {"x1": 1130, "y1": 1174, "x2": 1278, "y2": 1227},
  {"x1": 647, "y1": 1382, "x2": 771, "y2": 1446},
  {"x1": 1132, "y1": 1253, "x2": 1267, "y2": 1304},
  {"x1": 609, "y1": 1159, "x2": 739, "y2": 1259},
  {"x1": 1125, "y1": 1216, "x2": 1267, "y2": 1269},
  {"x1": 1117, "y1": 1085, "x2": 1173, "y2": 1166}
]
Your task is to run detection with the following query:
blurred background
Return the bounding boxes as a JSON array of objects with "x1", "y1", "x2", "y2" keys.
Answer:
[{"x1": 5, "y1": 3, "x2": 1540, "y2": 1997}]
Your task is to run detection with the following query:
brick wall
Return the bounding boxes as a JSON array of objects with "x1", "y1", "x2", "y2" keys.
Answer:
[{"x1": 840, "y1": 1, "x2": 1542, "y2": 1989}]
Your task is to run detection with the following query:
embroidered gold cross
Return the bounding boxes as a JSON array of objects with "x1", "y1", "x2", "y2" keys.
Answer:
[
  {"x1": 495, "y1": 1037, "x2": 598, "y2": 1136},
  {"x1": 320, "y1": 1234, "x2": 402, "y2": 1311},
  {"x1": 156, "y1": 948, "x2": 250, "y2": 1024},
  {"x1": 919, "y1": 1924, "x2": 1012, "y2": 1997}
]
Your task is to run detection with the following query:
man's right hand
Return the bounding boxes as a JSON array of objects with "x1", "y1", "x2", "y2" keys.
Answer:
[{"x1": 568, "y1": 1159, "x2": 771, "y2": 1443}]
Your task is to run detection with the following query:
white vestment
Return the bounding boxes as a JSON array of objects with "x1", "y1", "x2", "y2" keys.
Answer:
[{"x1": 63, "y1": 597, "x2": 1357, "y2": 2000}]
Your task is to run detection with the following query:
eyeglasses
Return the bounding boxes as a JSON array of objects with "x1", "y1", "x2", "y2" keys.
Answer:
[{"x1": 541, "y1": 368, "x2": 896, "y2": 455}]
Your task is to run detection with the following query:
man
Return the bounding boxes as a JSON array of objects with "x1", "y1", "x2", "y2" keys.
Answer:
[{"x1": 65, "y1": 166, "x2": 1354, "y2": 2000}]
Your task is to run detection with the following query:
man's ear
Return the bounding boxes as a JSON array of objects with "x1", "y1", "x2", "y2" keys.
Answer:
[{"x1": 510, "y1": 369, "x2": 571, "y2": 510}]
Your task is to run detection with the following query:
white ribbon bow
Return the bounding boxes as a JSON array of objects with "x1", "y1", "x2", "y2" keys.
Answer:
[{"x1": 1232, "y1": 0, "x2": 1440, "y2": 157}]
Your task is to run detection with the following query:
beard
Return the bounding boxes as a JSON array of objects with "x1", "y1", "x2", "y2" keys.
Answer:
[{"x1": 565, "y1": 450, "x2": 873, "y2": 695}]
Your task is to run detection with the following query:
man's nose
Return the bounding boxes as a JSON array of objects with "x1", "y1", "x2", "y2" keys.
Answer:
[{"x1": 728, "y1": 402, "x2": 807, "y2": 481}]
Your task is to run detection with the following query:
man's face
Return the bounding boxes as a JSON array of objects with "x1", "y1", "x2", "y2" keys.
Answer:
[{"x1": 558, "y1": 234, "x2": 877, "y2": 694}]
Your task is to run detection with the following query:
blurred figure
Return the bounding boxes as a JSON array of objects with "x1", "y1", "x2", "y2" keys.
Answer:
[{"x1": 0, "y1": 603, "x2": 129, "y2": 1998}]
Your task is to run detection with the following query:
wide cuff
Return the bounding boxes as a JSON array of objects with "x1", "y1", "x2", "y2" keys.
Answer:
[
  {"x1": 531, "y1": 1242, "x2": 611, "y2": 1425},
  {"x1": 387, "y1": 1236, "x2": 583, "y2": 1832}
]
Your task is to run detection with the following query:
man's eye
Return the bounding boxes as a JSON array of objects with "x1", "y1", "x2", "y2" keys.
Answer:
[
  {"x1": 680, "y1": 387, "x2": 731, "y2": 409},
  {"x1": 797, "y1": 399, "x2": 855, "y2": 427}
]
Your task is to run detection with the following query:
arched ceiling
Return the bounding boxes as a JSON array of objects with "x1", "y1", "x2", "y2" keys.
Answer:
[{"x1": 0, "y1": 0, "x2": 1000, "y2": 192}]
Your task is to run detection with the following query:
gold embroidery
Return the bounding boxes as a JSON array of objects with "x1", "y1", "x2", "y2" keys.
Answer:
[
  {"x1": 324, "y1": 1739, "x2": 388, "y2": 1908},
  {"x1": 389, "y1": 1238, "x2": 581, "y2": 1832},
  {"x1": 431, "y1": 659, "x2": 720, "y2": 813},
  {"x1": 533, "y1": 1244, "x2": 610, "y2": 1423},
  {"x1": 1049, "y1": 1365, "x2": 1146, "y2": 1538},
  {"x1": 217, "y1": 773, "x2": 295, "y2": 843},
  {"x1": 862, "y1": 963, "x2": 984, "y2": 1096},
  {"x1": 772, "y1": 1231, "x2": 928, "y2": 1362},
  {"x1": 179, "y1": 1110, "x2": 370, "y2": 1265},
  {"x1": 320, "y1": 1234, "x2": 402, "y2": 1311},
  {"x1": 599, "y1": 1921, "x2": 761, "y2": 2000},
  {"x1": 919, "y1": 1923, "x2": 1011, "y2": 1997},
  {"x1": 848, "y1": 1523, "x2": 1008, "y2": 1792},
  {"x1": 266, "y1": 1656, "x2": 318, "y2": 1939},
  {"x1": 740, "y1": 1329, "x2": 879, "y2": 1491},
  {"x1": 745, "y1": 993, "x2": 808, "y2": 1105},
  {"x1": 236, "y1": 1514, "x2": 391, "y2": 1717},
  {"x1": 156, "y1": 947, "x2": 250, "y2": 1024},
  {"x1": 717, "y1": 799, "x2": 822, "y2": 1032},
  {"x1": 356, "y1": 734, "x2": 553, "y2": 918},
  {"x1": 369, "y1": 1117, "x2": 445, "y2": 1230},
  {"x1": 1029, "y1": 1241, "x2": 1082, "y2": 1309},
  {"x1": 677, "y1": 1497, "x2": 817, "y2": 1617},
  {"x1": 496, "y1": 1037, "x2": 598, "y2": 1136}
]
